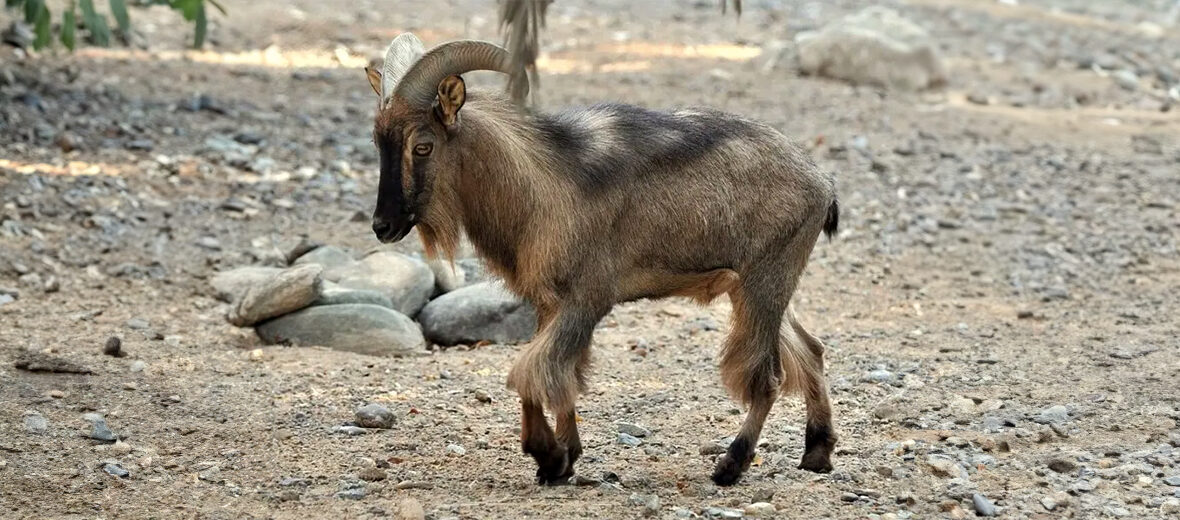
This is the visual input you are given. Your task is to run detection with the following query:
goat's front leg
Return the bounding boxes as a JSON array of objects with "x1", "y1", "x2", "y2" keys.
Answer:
[{"x1": 507, "y1": 305, "x2": 603, "y2": 485}]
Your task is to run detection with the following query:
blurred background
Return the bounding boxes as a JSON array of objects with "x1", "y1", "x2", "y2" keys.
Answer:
[{"x1": 1, "y1": 1, "x2": 1178, "y2": 519}]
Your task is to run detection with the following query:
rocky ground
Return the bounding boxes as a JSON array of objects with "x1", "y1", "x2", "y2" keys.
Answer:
[{"x1": 2, "y1": 0, "x2": 1179, "y2": 518}]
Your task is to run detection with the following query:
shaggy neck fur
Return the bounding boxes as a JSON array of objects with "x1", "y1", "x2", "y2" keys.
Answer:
[{"x1": 420, "y1": 91, "x2": 565, "y2": 291}]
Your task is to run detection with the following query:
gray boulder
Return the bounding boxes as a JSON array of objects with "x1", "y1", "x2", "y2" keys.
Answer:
[
  {"x1": 255, "y1": 304, "x2": 424, "y2": 356},
  {"x1": 417, "y1": 282, "x2": 537, "y2": 346},
  {"x1": 796, "y1": 6, "x2": 946, "y2": 90},
  {"x1": 314, "y1": 281, "x2": 394, "y2": 308},
  {"x1": 209, "y1": 266, "x2": 282, "y2": 302},
  {"x1": 335, "y1": 251, "x2": 434, "y2": 316},
  {"x1": 292, "y1": 246, "x2": 356, "y2": 281},
  {"x1": 228, "y1": 264, "x2": 323, "y2": 327}
]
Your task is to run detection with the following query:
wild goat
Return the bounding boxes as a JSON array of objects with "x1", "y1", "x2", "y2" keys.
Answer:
[{"x1": 364, "y1": 34, "x2": 840, "y2": 486}]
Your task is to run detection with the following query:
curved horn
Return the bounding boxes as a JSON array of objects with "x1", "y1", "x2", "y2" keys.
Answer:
[
  {"x1": 381, "y1": 33, "x2": 426, "y2": 101},
  {"x1": 392, "y1": 40, "x2": 527, "y2": 108}
]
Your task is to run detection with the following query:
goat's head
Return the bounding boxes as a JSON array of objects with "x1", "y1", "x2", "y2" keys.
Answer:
[{"x1": 364, "y1": 34, "x2": 525, "y2": 243}]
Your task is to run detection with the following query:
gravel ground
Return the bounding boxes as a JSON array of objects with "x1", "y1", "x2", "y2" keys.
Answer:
[{"x1": 1, "y1": 0, "x2": 1179, "y2": 518}]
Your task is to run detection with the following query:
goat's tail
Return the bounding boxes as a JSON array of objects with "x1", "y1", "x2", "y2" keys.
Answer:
[{"x1": 822, "y1": 198, "x2": 839, "y2": 240}]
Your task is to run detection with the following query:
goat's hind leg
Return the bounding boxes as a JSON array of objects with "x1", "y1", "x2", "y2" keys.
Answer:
[
  {"x1": 787, "y1": 309, "x2": 836, "y2": 473},
  {"x1": 711, "y1": 281, "x2": 786, "y2": 486}
]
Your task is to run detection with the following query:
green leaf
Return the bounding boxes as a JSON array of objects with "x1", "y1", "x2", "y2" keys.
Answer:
[
  {"x1": 23, "y1": 0, "x2": 40, "y2": 23},
  {"x1": 32, "y1": 2, "x2": 50, "y2": 49},
  {"x1": 192, "y1": 1, "x2": 205, "y2": 48},
  {"x1": 109, "y1": 0, "x2": 130, "y2": 34},
  {"x1": 61, "y1": 6, "x2": 77, "y2": 50},
  {"x1": 170, "y1": 0, "x2": 200, "y2": 21},
  {"x1": 79, "y1": 0, "x2": 110, "y2": 46}
]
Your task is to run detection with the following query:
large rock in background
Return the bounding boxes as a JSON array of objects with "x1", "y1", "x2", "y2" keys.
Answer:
[
  {"x1": 417, "y1": 282, "x2": 537, "y2": 346},
  {"x1": 228, "y1": 264, "x2": 323, "y2": 326},
  {"x1": 209, "y1": 266, "x2": 282, "y2": 302},
  {"x1": 255, "y1": 304, "x2": 425, "y2": 356},
  {"x1": 292, "y1": 246, "x2": 356, "y2": 281},
  {"x1": 314, "y1": 281, "x2": 394, "y2": 308},
  {"x1": 335, "y1": 251, "x2": 434, "y2": 316},
  {"x1": 796, "y1": 6, "x2": 946, "y2": 90}
]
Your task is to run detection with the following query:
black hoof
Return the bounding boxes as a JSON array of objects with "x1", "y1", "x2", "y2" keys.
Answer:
[
  {"x1": 711, "y1": 454, "x2": 747, "y2": 486},
  {"x1": 531, "y1": 446, "x2": 573, "y2": 485},
  {"x1": 798, "y1": 450, "x2": 833, "y2": 473}
]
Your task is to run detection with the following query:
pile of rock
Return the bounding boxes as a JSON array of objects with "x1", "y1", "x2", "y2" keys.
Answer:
[{"x1": 210, "y1": 242, "x2": 537, "y2": 356}]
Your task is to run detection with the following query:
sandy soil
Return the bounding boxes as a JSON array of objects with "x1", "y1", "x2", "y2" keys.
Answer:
[{"x1": 1, "y1": 0, "x2": 1179, "y2": 518}]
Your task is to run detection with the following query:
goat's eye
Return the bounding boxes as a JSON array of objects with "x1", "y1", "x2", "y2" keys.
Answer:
[{"x1": 413, "y1": 143, "x2": 433, "y2": 156}]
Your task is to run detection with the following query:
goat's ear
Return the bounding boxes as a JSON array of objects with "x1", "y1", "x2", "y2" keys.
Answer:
[
  {"x1": 435, "y1": 75, "x2": 466, "y2": 129},
  {"x1": 365, "y1": 66, "x2": 382, "y2": 97}
]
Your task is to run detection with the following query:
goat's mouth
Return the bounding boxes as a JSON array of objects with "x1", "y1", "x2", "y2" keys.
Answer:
[{"x1": 372, "y1": 215, "x2": 416, "y2": 244}]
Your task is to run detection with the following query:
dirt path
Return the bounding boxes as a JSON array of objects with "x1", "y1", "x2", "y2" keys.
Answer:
[{"x1": 2, "y1": 0, "x2": 1178, "y2": 518}]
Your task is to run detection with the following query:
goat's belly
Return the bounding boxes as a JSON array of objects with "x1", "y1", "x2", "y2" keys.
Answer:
[{"x1": 616, "y1": 268, "x2": 739, "y2": 304}]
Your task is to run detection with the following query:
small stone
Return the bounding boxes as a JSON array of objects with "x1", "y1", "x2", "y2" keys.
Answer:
[
  {"x1": 129, "y1": 360, "x2": 146, "y2": 372},
  {"x1": 1047, "y1": 457, "x2": 1077, "y2": 474},
  {"x1": 358, "y1": 467, "x2": 386, "y2": 481},
  {"x1": 195, "y1": 236, "x2": 222, "y2": 251},
  {"x1": 278, "y1": 477, "x2": 309, "y2": 487},
  {"x1": 445, "y1": 444, "x2": 466, "y2": 456},
  {"x1": 55, "y1": 132, "x2": 81, "y2": 152},
  {"x1": 125, "y1": 318, "x2": 150, "y2": 330},
  {"x1": 103, "y1": 336, "x2": 123, "y2": 357},
  {"x1": 473, "y1": 389, "x2": 492, "y2": 403},
  {"x1": 111, "y1": 440, "x2": 132, "y2": 456},
  {"x1": 699, "y1": 441, "x2": 728, "y2": 455},
  {"x1": 1112, "y1": 69, "x2": 1139, "y2": 90},
  {"x1": 617, "y1": 422, "x2": 651, "y2": 438},
  {"x1": 972, "y1": 493, "x2": 997, "y2": 517},
  {"x1": 1070, "y1": 479, "x2": 1094, "y2": 494},
  {"x1": 1160, "y1": 498, "x2": 1180, "y2": 514},
  {"x1": 354, "y1": 404, "x2": 395, "y2": 429},
  {"x1": 966, "y1": 92, "x2": 989, "y2": 105},
  {"x1": 743, "y1": 502, "x2": 776, "y2": 517},
  {"x1": 1035, "y1": 405, "x2": 1069, "y2": 425},
  {"x1": 103, "y1": 463, "x2": 129, "y2": 478},
  {"x1": 866, "y1": 369, "x2": 895, "y2": 383},
  {"x1": 23, "y1": 412, "x2": 47, "y2": 435},
  {"x1": 617, "y1": 432, "x2": 643, "y2": 447},
  {"x1": 629, "y1": 493, "x2": 660, "y2": 516},
  {"x1": 925, "y1": 455, "x2": 967, "y2": 479},
  {"x1": 703, "y1": 506, "x2": 745, "y2": 519},
  {"x1": 1164, "y1": 476, "x2": 1180, "y2": 487},
  {"x1": 249, "y1": 349, "x2": 264, "y2": 362},
  {"x1": 277, "y1": 490, "x2": 300, "y2": 502},
  {"x1": 335, "y1": 425, "x2": 368, "y2": 436},
  {"x1": 1041, "y1": 496, "x2": 1060, "y2": 511},
  {"x1": 85, "y1": 415, "x2": 117, "y2": 443},
  {"x1": 336, "y1": 483, "x2": 365, "y2": 500},
  {"x1": 48, "y1": 390, "x2": 65, "y2": 398}
]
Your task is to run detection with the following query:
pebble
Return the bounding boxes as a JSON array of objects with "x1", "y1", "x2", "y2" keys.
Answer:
[
  {"x1": 129, "y1": 360, "x2": 146, "y2": 372},
  {"x1": 473, "y1": 389, "x2": 492, "y2": 403},
  {"x1": 445, "y1": 444, "x2": 466, "y2": 456},
  {"x1": 1035, "y1": 405, "x2": 1069, "y2": 424},
  {"x1": 972, "y1": 493, "x2": 997, "y2": 517},
  {"x1": 1112, "y1": 69, "x2": 1140, "y2": 90},
  {"x1": 703, "y1": 506, "x2": 744, "y2": 519},
  {"x1": 103, "y1": 336, "x2": 123, "y2": 357},
  {"x1": 337, "y1": 483, "x2": 366, "y2": 500},
  {"x1": 617, "y1": 432, "x2": 643, "y2": 447},
  {"x1": 743, "y1": 502, "x2": 776, "y2": 517},
  {"x1": 925, "y1": 455, "x2": 968, "y2": 479},
  {"x1": 398, "y1": 498, "x2": 426, "y2": 520},
  {"x1": 335, "y1": 425, "x2": 368, "y2": 436},
  {"x1": 23, "y1": 411, "x2": 48, "y2": 434},
  {"x1": 1164, "y1": 476, "x2": 1180, "y2": 487},
  {"x1": 1070, "y1": 479, "x2": 1095, "y2": 494},
  {"x1": 103, "y1": 463, "x2": 129, "y2": 478},
  {"x1": 867, "y1": 369, "x2": 895, "y2": 383},
  {"x1": 628, "y1": 493, "x2": 660, "y2": 516},
  {"x1": 1161, "y1": 498, "x2": 1180, "y2": 514},
  {"x1": 125, "y1": 318, "x2": 150, "y2": 330},
  {"x1": 617, "y1": 422, "x2": 651, "y2": 438},
  {"x1": 1047, "y1": 457, "x2": 1077, "y2": 474},
  {"x1": 354, "y1": 403, "x2": 395, "y2": 429},
  {"x1": 358, "y1": 467, "x2": 387, "y2": 481},
  {"x1": 84, "y1": 414, "x2": 117, "y2": 443}
]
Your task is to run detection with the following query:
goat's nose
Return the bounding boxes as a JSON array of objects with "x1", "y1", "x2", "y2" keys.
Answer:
[{"x1": 372, "y1": 219, "x2": 393, "y2": 238}]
